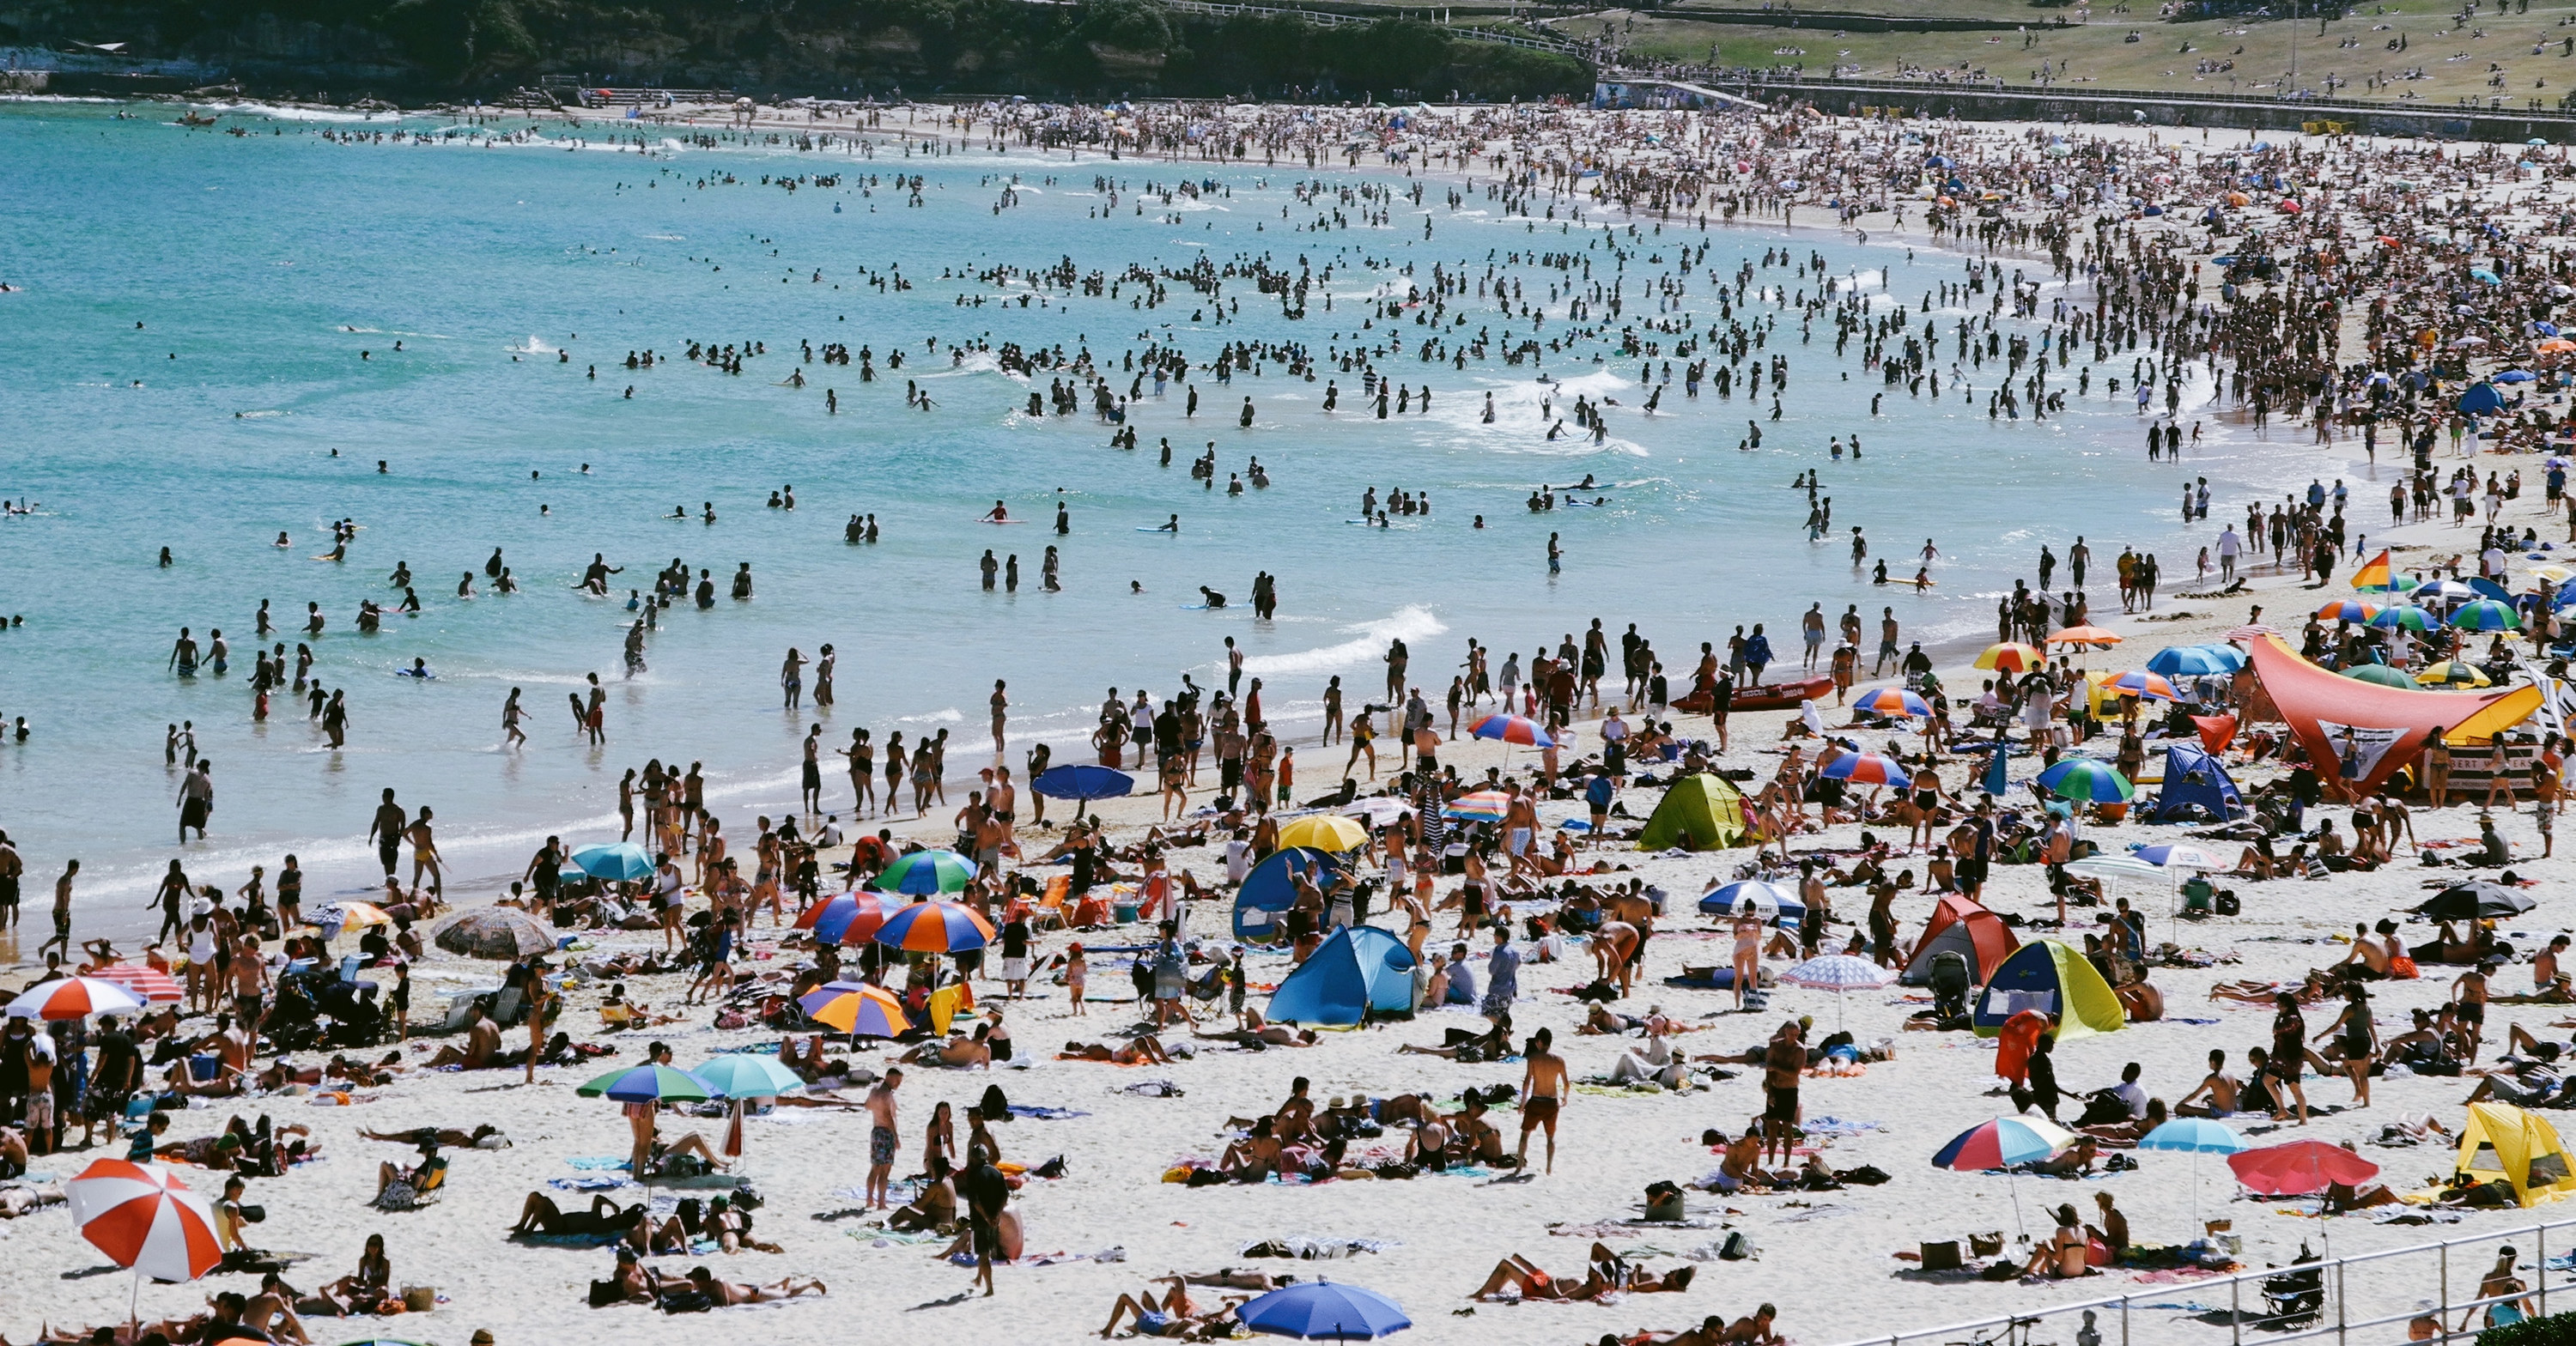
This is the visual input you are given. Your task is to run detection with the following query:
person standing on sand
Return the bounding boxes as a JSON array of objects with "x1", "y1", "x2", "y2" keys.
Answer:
[
  {"x1": 39, "y1": 859, "x2": 76, "y2": 961},
  {"x1": 1762, "y1": 1019, "x2": 1805, "y2": 1167},
  {"x1": 1517, "y1": 1026, "x2": 1565, "y2": 1174},
  {"x1": 865, "y1": 1068, "x2": 903, "y2": 1209}
]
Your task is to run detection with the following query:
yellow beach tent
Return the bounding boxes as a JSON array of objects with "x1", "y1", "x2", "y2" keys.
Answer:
[{"x1": 2458, "y1": 1102, "x2": 2576, "y2": 1207}]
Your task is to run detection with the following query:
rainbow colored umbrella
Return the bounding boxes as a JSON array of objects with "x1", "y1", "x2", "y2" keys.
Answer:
[
  {"x1": 1467, "y1": 714, "x2": 1557, "y2": 748},
  {"x1": 2100, "y1": 670, "x2": 2180, "y2": 701},
  {"x1": 2314, "y1": 599, "x2": 2380, "y2": 624},
  {"x1": 2449, "y1": 599, "x2": 2521, "y2": 631},
  {"x1": 1818, "y1": 752, "x2": 1911, "y2": 788},
  {"x1": 798, "y1": 981, "x2": 910, "y2": 1036},
  {"x1": 871, "y1": 849, "x2": 978, "y2": 895},
  {"x1": 2369, "y1": 604, "x2": 2437, "y2": 632},
  {"x1": 1443, "y1": 790, "x2": 1513, "y2": 822},
  {"x1": 2037, "y1": 758, "x2": 2134, "y2": 803},
  {"x1": 793, "y1": 893, "x2": 904, "y2": 946},
  {"x1": 1931, "y1": 1114, "x2": 2078, "y2": 1235},
  {"x1": 1973, "y1": 642, "x2": 2045, "y2": 673},
  {"x1": 872, "y1": 900, "x2": 996, "y2": 953},
  {"x1": 1850, "y1": 688, "x2": 1930, "y2": 718}
]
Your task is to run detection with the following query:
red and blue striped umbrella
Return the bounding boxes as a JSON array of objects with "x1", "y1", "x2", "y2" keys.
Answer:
[
  {"x1": 1931, "y1": 1116, "x2": 2078, "y2": 1172},
  {"x1": 2313, "y1": 599, "x2": 2379, "y2": 624},
  {"x1": 1467, "y1": 714, "x2": 1557, "y2": 748},
  {"x1": 2100, "y1": 670, "x2": 2180, "y2": 701},
  {"x1": 1850, "y1": 688, "x2": 1931, "y2": 718},
  {"x1": 1818, "y1": 752, "x2": 1911, "y2": 788},
  {"x1": 870, "y1": 848, "x2": 979, "y2": 895},
  {"x1": 872, "y1": 900, "x2": 996, "y2": 953},
  {"x1": 793, "y1": 893, "x2": 903, "y2": 946}
]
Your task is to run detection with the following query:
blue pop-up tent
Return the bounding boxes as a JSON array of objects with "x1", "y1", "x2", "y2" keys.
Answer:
[
  {"x1": 1267, "y1": 925, "x2": 1418, "y2": 1025},
  {"x1": 2149, "y1": 743, "x2": 2245, "y2": 822},
  {"x1": 1232, "y1": 846, "x2": 1341, "y2": 942}
]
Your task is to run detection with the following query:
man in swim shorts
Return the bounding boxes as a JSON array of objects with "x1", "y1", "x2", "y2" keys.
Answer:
[{"x1": 864, "y1": 1068, "x2": 902, "y2": 1210}]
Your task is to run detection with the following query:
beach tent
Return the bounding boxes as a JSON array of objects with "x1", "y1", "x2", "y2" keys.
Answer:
[
  {"x1": 1635, "y1": 773, "x2": 1752, "y2": 852},
  {"x1": 1267, "y1": 925, "x2": 1418, "y2": 1025},
  {"x1": 1232, "y1": 846, "x2": 1341, "y2": 942},
  {"x1": 2148, "y1": 743, "x2": 2245, "y2": 822},
  {"x1": 2458, "y1": 1102, "x2": 2576, "y2": 1207},
  {"x1": 1971, "y1": 941, "x2": 2125, "y2": 1041},
  {"x1": 2248, "y1": 635, "x2": 2540, "y2": 795},
  {"x1": 1901, "y1": 894, "x2": 2020, "y2": 986}
]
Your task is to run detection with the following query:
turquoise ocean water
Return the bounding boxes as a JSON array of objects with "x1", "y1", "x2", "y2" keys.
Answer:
[{"x1": 0, "y1": 101, "x2": 2294, "y2": 924}]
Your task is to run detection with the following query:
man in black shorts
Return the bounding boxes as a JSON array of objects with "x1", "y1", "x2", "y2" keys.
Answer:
[
  {"x1": 1761, "y1": 1019, "x2": 1804, "y2": 1166},
  {"x1": 368, "y1": 788, "x2": 407, "y2": 879},
  {"x1": 0, "y1": 828, "x2": 20, "y2": 930}
]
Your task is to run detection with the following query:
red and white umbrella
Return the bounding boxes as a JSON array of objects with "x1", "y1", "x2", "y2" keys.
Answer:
[
  {"x1": 6, "y1": 976, "x2": 146, "y2": 1021},
  {"x1": 66, "y1": 1159, "x2": 223, "y2": 1283},
  {"x1": 87, "y1": 963, "x2": 185, "y2": 1004}
]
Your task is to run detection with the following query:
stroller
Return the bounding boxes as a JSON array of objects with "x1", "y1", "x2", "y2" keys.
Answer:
[
  {"x1": 2257, "y1": 1242, "x2": 2324, "y2": 1327},
  {"x1": 1927, "y1": 950, "x2": 1972, "y2": 1027}
]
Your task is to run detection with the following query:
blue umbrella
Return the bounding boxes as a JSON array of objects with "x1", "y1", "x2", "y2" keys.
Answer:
[
  {"x1": 2459, "y1": 383, "x2": 2505, "y2": 415},
  {"x1": 2144, "y1": 644, "x2": 2243, "y2": 677},
  {"x1": 2496, "y1": 369, "x2": 2539, "y2": 383},
  {"x1": 1981, "y1": 744, "x2": 2011, "y2": 797},
  {"x1": 569, "y1": 842, "x2": 653, "y2": 882},
  {"x1": 2139, "y1": 1116, "x2": 2248, "y2": 1222},
  {"x1": 1698, "y1": 878, "x2": 1802, "y2": 927},
  {"x1": 1236, "y1": 1282, "x2": 1412, "y2": 1340},
  {"x1": 574, "y1": 1063, "x2": 713, "y2": 1102},
  {"x1": 1032, "y1": 764, "x2": 1135, "y2": 822}
]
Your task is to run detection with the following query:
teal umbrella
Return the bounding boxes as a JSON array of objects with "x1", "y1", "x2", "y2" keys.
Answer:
[
  {"x1": 569, "y1": 842, "x2": 654, "y2": 882},
  {"x1": 2140, "y1": 1117, "x2": 2249, "y2": 1223},
  {"x1": 2036, "y1": 758, "x2": 2134, "y2": 803},
  {"x1": 690, "y1": 1055, "x2": 805, "y2": 1099},
  {"x1": 2369, "y1": 605, "x2": 2436, "y2": 632}
]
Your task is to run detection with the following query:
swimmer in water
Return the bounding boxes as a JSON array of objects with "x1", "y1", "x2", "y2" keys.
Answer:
[
  {"x1": 1200, "y1": 586, "x2": 1227, "y2": 609},
  {"x1": 982, "y1": 500, "x2": 1009, "y2": 522},
  {"x1": 1155, "y1": 514, "x2": 1179, "y2": 533},
  {"x1": 273, "y1": 532, "x2": 290, "y2": 549},
  {"x1": 402, "y1": 658, "x2": 431, "y2": 678}
]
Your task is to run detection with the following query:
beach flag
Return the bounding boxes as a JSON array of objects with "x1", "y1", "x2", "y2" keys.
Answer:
[{"x1": 2350, "y1": 549, "x2": 2397, "y2": 592}]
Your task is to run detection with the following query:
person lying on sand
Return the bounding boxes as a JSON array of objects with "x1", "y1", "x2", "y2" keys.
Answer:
[
  {"x1": 365, "y1": 1124, "x2": 505, "y2": 1149},
  {"x1": 513, "y1": 1191, "x2": 645, "y2": 1239},
  {"x1": 1060, "y1": 1036, "x2": 1172, "y2": 1064},
  {"x1": 1195, "y1": 1010, "x2": 1317, "y2": 1047},
  {"x1": 673, "y1": 1265, "x2": 825, "y2": 1306},
  {"x1": 641, "y1": 1131, "x2": 728, "y2": 1179},
  {"x1": 1471, "y1": 1247, "x2": 1693, "y2": 1301},
  {"x1": 901, "y1": 1028, "x2": 993, "y2": 1069},
  {"x1": 1182, "y1": 1268, "x2": 1294, "y2": 1291},
  {"x1": 1394, "y1": 1015, "x2": 1514, "y2": 1063},
  {"x1": 1099, "y1": 1275, "x2": 1244, "y2": 1339},
  {"x1": 702, "y1": 1195, "x2": 782, "y2": 1254}
]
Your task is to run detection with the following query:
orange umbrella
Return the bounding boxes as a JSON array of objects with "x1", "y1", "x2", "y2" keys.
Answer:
[
  {"x1": 1973, "y1": 642, "x2": 2046, "y2": 673},
  {"x1": 2048, "y1": 626, "x2": 2123, "y2": 646}
]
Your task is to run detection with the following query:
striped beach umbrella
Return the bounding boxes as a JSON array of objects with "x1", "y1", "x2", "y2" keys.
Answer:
[
  {"x1": 2222, "y1": 624, "x2": 2282, "y2": 642},
  {"x1": 793, "y1": 893, "x2": 903, "y2": 946},
  {"x1": 872, "y1": 900, "x2": 996, "y2": 953},
  {"x1": 1850, "y1": 687, "x2": 1930, "y2": 718},
  {"x1": 7, "y1": 976, "x2": 146, "y2": 1022},
  {"x1": 65, "y1": 1159, "x2": 222, "y2": 1283},
  {"x1": 1780, "y1": 954, "x2": 1897, "y2": 992},
  {"x1": 574, "y1": 1063, "x2": 714, "y2": 1103},
  {"x1": 1818, "y1": 752, "x2": 1911, "y2": 788},
  {"x1": 689, "y1": 1054, "x2": 808, "y2": 1100},
  {"x1": 798, "y1": 982, "x2": 910, "y2": 1037},
  {"x1": 1697, "y1": 879, "x2": 1803, "y2": 926},
  {"x1": 1932, "y1": 1116, "x2": 2077, "y2": 1171},
  {"x1": 1442, "y1": 790, "x2": 1513, "y2": 822},
  {"x1": 87, "y1": 962, "x2": 184, "y2": 1004},
  {"x1": 2368, "y1": 604, "x2": 2437, "y2": 632},
  {"x1": 2314, "y1": 599, "x2": 2380, "y2": 624},
  {"x1": 2100, "y1": 670, "x2": 2180, "y2": 701},
  {"x1": 2449, "y1": 598, "x2": 2522, "y2": 631},
  {"x1": 870, "y1": 849, "x2": 978, "y2": 895},
  {"x1": 2037, "y1": 758, "x2": 2135, "y2": 803},
  {"x1": 1467, "y1": 714, "x2": 1557, "y2": 748},
  {"x1": 1973, "y1": 642, "x2": 2046, "y2": 673}
]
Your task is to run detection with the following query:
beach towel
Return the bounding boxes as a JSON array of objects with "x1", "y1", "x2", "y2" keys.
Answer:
[
  {"x1": 1240, "y1": 1237, "x2": 1400, "y2": 1258},
  {"x1": 548, "y1": 1177, "x2": 631, "y2": 1193},
  {"x1": 512, "y1": 1230, "x2": 626, "y2": 1248},
  {"x1": 1006, "y1": 1105, "x2": 1091, "y2": 1120},
  {"x1": 848, "y1": 1228, "x2": 945, "y2": 1247},
  {"x1": 1801, "y1": 1116, "x2": 1887, "y2": 1137},
  {"x1": 567, "y1": 1156, "x2": 632, "y2": 1171}
]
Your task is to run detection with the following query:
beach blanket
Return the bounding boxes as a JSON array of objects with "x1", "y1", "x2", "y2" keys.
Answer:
[
  {"x1": 567, "y1": 1156, "x2": 631, "y2": 1171},
  {"x1": 511, "y1": 1230, "x2": 626, "y2": 1248},
  {"x1": 1801, "y1": 1116, "x2": 1886, "y2": 1137},
  {"x1": 848, "y1": 1228, "x2": 945, "y2": 1247},
  {"x1": 1006, "y1": 1105, "x2": 1091, "y2": 1119},
  {"x1": 1241, "y1": 1237, "x2": 1400, "y2": 1258},
  {"x1": 548, "y1": 1177, "x2": 629, "y2": 1193}
]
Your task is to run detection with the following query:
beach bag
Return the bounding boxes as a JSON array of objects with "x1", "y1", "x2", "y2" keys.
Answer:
[{"x1": 1717, "y1": 1231, "x2": 1756, "y2": 1261}]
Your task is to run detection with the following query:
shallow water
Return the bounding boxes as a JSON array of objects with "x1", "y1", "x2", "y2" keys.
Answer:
[{"x1": 0, "y1": 103, "x2": 2287, "y2": 919}]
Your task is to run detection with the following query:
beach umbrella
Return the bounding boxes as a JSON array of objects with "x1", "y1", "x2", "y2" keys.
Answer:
[
  {"x1": 2047, "y1": 626, "x2": 2123, "y2": 647},
  {"x1": 1850, "y1": 687, "x2": 1930, "y2": 718},
  {"x1": 2416, "y1": 579, "x2": 2486, "y2": 604},
  {"x1": 1467, "y1": 714, "x2": 1557, "y2": 748},
  {"x1": 2134, "y1": 842, "x2": 2227, "y2": 870},
  {"x1": 65, "y1": 1158, "x2": 222, "y2": 1320},
  {"x1": 2037, "y1": 758, "x2": 2134, "y2": 803},
  {"x1": 2450, "y1": 599, "x2": 2521, "y2": 631},
  {"x1": 2416, "y1": 881, "x2": 2536, "y2": 920},
  {"x1": 1697, "y1": 879, "x2": 1803, "y2": 926},
  {"x1": 1974, "y1": 642, "x2": 2046, "y2": 673},
  {"x1": 574, "y1": 1063, "x2": 714, "y2": 1103},
  {"x1": 1031, "y1": 764, "x2": 1134, "y2": 822},
  {"x1": 2222, "y1": 624, "x2": 2282, "y2": 642},
  {"x1": 431, "y1": 907, "x2": 559, "y2": 960},
  {"x1": 327, "y1": 901, "x2": 394, "y2": 929},
  {"x1": 1341, "y1": 797, "x2": 1411, "y2": 828},
  {"x1": 6, "y1": 976, "x2": 145, "y2": 1022},
  {"x1": 2343, "y1": 664, "x2": 2418, "y2": 688},
  {"x1": 2145, "y1": 645, "x2": 2241, "y2": 677},
  {"x1": 1236, "y1": 1281, "x2": 1412, "y2": 1339},
  {"x1": 1275, "y1": 815, "x2": 1369, "y2": 852},
  {"x1": 1931, "y1": 1116, "x2": 2077, "y2": 1235},
  {"x1": 1778, "y1": 953, "x2": 1895, "y2": 1030},
  {"x1": 2140, "y1": 1117, "x2": 2249, "y2": 1223},
  {"x1": 872, "y1": 900, "x2": 996, "y2": 953},
  {"x1": 691, "y1": 1053, "x2": 810, "y2": 1159},
  {"x1": 1981, "y1": 745, "x2": 2010, "y2": 797},
  {"x1": 871, "y1": 849, "x2": 978, "y2": 895},
  {"x1": 794, "y1": 893, "x2": 903, "y2": 946},
  {"x1": 86, "y1": 963, "x2": 183, "y2": 1004},
  {"x1": 1442, "y1": 791, "x2": 1512, "y2": 823},
  {"x1": 2314, "y1": 599, "x2": 2380, "y2": 624},
  {"x1": 799, "y1": 980, "x2": 911, "y2": 1036},
  {"x1": 2064, "y1": 855, "x2": 2164, "y2": 883},
  {"x1": 569, "y1": 842, "x2": 655, "y2": 882},
  {"x1": 2228, "y1": 1139, "x2": 2379, "y2": 1196},
  {"x1": 1818, "y1": 752, "x2": 1911, "y2": 788},
  {"x1": 2416, "y1": 660, "x2": 2493, "y2": 687},
  {"x1": 2100, "y1": 670, "x2": 2180, "y2": 701}
]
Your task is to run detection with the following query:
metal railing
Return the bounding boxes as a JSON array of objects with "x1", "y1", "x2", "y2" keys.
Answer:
[
  {"x1": 1828, "y1": 1216, "x2": 2576, "y2": 1346},
  {"x1": 1156, "y1": 0, "x2": 1595, "y2": 54},
  {"x1": 1673, "y1": 70, "x2": 2576, "y2": 124}
]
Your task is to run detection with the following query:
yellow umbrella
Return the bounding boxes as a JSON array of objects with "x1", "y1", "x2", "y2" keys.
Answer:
[
  {"x1": 1274, "y1": 815, "x2": 1368, "y2": 852},
  {"x1": 2416, "y1": 661, "x2": 2493, "y2": 688},
  {"x1": 1974, "y1": 642, "x2": 2046, "y2": 673},
  {"x1": 2527, "y1": 563, "x2": 2576, "y2": 585}
]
